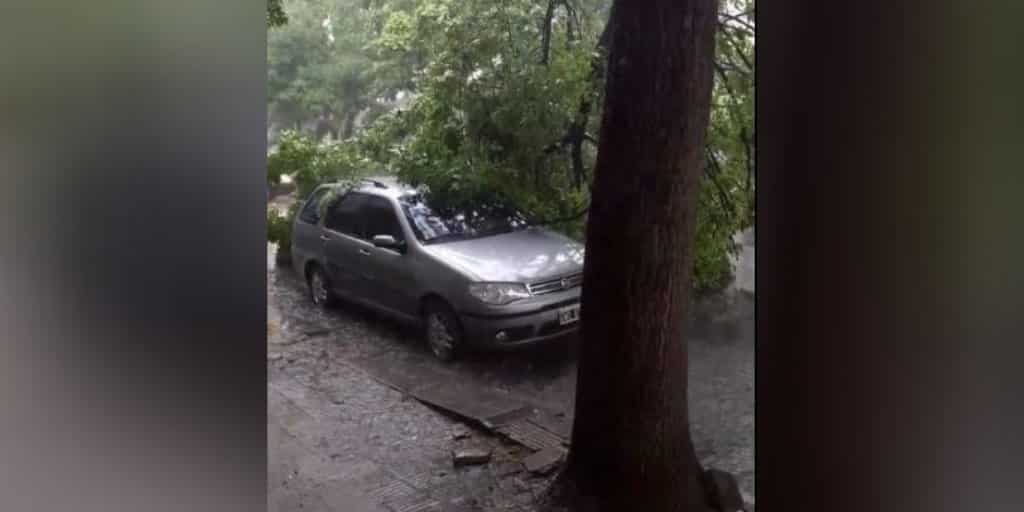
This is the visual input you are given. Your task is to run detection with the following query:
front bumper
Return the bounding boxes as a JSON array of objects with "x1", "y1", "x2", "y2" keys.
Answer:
[{"x1": 458, "y1": 295, "x2": 581, "y2": 349}]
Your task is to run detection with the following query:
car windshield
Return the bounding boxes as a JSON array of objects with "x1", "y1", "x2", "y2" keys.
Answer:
[{"x1": 398, "y1": 192, "x2": 529, "y2": 244}]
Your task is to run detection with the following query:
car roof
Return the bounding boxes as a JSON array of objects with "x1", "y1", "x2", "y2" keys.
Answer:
[{"x1": 320, "y1": 176, "x2": 416, "y2": 200}]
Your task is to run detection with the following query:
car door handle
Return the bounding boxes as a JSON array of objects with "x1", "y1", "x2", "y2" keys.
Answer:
[
  {"x1": 319, "y1": 234, "x2": 331, "y2": 242},
  {"x1": 358, "y1": 248, "x2": 371, "y2": 256}
]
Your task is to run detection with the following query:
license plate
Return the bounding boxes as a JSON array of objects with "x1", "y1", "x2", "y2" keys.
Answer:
[{"x1": 558, "y1": 304, "x2": 580, "y2": 325}]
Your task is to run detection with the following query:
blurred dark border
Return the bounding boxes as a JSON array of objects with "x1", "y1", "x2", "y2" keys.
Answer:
[
  {"x1": 1, "y1": 2, "x2": 267, "y2": 510},
  {"x1": 758, "y1": 1, "x2": 1022, "y2": 511},
  {"x1": 2, "y1": 0, "x2": 1021, "y2": 510}
]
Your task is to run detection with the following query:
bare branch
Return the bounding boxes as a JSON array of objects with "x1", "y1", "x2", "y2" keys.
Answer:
[
  {"x1": 718, "y1": 11, "x2": 755, "y2": 33},
  {"x1": 537, "y1": 15, "x2": 613, "y2": 189},
  {"x1": 713, "y1": 60, "x2": 737, "y2": 99},
  {"x1": 540, "y1": 0, "x2": 556, "y2": 65},
  {"x1": 718, "y1": 27, "x2": 754, "y2": 73},
  {"x1": 741, "y1": 126, "x2": 753, "y2": 196},
  {"x1": 704, "y1": 148, "x2": 736, "y2": 218}
]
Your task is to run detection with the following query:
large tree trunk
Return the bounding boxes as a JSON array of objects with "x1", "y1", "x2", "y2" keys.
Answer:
[{"x1": 552, "y1": 0, "x2": 719, "y2": 511}]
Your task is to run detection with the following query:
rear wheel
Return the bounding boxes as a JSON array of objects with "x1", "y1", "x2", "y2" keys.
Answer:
[
  {"x1": 423, "y1": 299, "x2": 463, "y2": 362},
  {"x1": 308, "y1": 265, "x2": 336, "y2": 308}
]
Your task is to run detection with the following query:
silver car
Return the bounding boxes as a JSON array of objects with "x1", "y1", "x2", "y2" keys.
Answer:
[{"x1": 290, "y1": 178, "x2": 584, "y2": 361}]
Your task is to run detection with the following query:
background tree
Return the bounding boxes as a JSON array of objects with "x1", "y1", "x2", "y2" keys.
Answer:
[
  {"x1": 268, "y1": 0, "x2": 405, "y2": 145},
  {"x1": 266, "y1": 0, "x2": 754, "y2": 293},
  {"x1": 269, "y1": 0, "x2": 288, "y2": 27},
  {"x1": 546, "y1": 0, "x2": 721, "y2": 510}
]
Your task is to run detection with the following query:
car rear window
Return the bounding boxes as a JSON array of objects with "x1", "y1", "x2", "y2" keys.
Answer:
[
  {"x1": 324, "y1": 193, "x2": 369, "y2": 237},
  {"x1": 297, "y1": 187, "x2": 330, "y2": 224},
  {"x1": 363, "y1": 196, "x2": 404, "y2": 242}
]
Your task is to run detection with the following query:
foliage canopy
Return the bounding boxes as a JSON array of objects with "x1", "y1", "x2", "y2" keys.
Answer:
[{"x1": 267, "y1": 0, "x2": 755, "y2": 292}]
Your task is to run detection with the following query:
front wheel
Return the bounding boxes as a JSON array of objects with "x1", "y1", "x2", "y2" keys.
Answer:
[
  {"x1": 308, "y1": 265, "x2": 336, "y2": 309},
  {"x1": 423, "y1": 300, "x2": 463, "y2": 362}
]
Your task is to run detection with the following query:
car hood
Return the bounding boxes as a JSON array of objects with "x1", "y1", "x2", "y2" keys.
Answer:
[{"x1": 421, "y1": 228, "x2": 584, "y2": 283}]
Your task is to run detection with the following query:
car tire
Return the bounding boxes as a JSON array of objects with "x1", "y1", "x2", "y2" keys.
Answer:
[
  {"x1": 423, "y1": 299, "x2": 463, "y2": 362},
  {"x1": 308, "y1": 265, "x2": 336, "y2": 309}
]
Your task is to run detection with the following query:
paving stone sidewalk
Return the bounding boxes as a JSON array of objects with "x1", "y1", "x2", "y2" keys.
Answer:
[{"x1": 267, "y1": 218, "x2": 755, "y2": 510}]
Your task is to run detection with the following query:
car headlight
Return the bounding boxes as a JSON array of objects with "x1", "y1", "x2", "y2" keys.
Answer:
[{"x1": 468, "y1": 282, "x2": 531, "y2": 305}]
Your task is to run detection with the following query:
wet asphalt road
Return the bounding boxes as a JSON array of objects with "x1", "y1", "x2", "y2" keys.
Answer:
[{"x1": 267, "y1": 236, "x2": 754, "y2": 504}]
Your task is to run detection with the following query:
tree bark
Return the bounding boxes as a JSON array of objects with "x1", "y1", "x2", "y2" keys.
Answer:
[{"x1": 552, "y1": 0, "x2": 720, "y2": 510}]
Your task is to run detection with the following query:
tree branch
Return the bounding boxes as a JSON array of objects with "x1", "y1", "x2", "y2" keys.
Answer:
[
  {"x1": 718, "y1": 11, "x2": 755, "y2": 33},
  {"x1": 718, "y1": 23, "x2": 754, "y2": 72},
  {"x1": 713, "y1": 60, "x2": 737, "y2": 99},
  {"x1": 704, "y1": 148, "x2": 735, "y2": 218},
  {"x1": 540, "y1": 0, "x2": 556, "y2": 65},
  {"x1": 741, "y1": 126, "x2": 753, "y2": 196},
  {"x1": 551, "y1": 16, "x2": 613, "y2": 187}
]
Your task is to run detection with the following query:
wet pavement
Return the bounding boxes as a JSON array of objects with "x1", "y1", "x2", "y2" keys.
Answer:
[{"x1": 267, "y1": 206, "x2": 755, "y2": 511}]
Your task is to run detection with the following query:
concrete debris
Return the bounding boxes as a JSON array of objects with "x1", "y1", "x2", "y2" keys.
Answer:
[
  {"x1": 452, "y1": 448, "x2": 492, "y2": 467},
  {"x1": 493, "y1": 461, "x2": 524, "y2": 477},
  {"x1": 523, "y1": 448, "x2": 564, "y2": 476}
]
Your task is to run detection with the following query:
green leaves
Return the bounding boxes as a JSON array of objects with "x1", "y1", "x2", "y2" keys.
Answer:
[
  {"x1": 268, "y1": 130, "x2": 371, "y2": 198},
  {"x1": 267, "y1": 203, "x2": 300, "y2": 252},
  {"x1": 268, "y1": 0, "x2": 288, "y2": 27},
  {"x1": 266, "y1": 0, "x2": 754, "y2": 292},
  {"x1": 362, "y1": 0, "x2": 595, "y2": 219},
  {"x1": 378, "y1": 12, "x2": 415, "y2": 51}
]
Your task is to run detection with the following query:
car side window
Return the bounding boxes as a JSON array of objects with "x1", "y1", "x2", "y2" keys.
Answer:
[
  {"x1": 363, "y1": 196, "x2": 404, "y2": 242},
  {"x1": 323, "y1": 193, "x2": 369, "y2": 237},
  {"x1": 297, "y1": 187, "x2": 330, "y2": 224}
]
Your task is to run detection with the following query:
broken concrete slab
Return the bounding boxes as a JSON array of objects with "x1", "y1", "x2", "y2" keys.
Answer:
[
  {"x1": 352, "y1": 352, "x2": 535, "y2": 429},
  {"x1": 493, "y1": 461, "x2": 524, "y2": 477},
  {"x1": 702, "y1": 468, "x2": 744, "y2": 512},
  {"x1": 523, "y1": 448, "x2": 564, "y2": 476},
  {"x1": 495, "y1": 419, "x2": 566, "y2": 453},
  {"x1": 414, "y1": 384, "x2": 533, "y2": 429},
  {"x1": 527, "y1": 414, "x2": 572, "y2": 444},
  {"x1": 452, "y1": 449, "x2": 492, "y2": 467},
  {"x1": 352, "y1": 352, "x2": 456, "y2": 396},
  {"x1": 451, "y1": 426, "x2": 471, "y2": 440}
]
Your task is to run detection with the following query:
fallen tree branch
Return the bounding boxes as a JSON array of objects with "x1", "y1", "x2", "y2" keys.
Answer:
[
  {"x1": 537, "y1": 17, "x2": 613, "y2": 189},
  {"x1": 704, "y1": 148, "x2": 736, "y2": 219},
  {"x1": 540, "y1": 0, "x2": 556, "y2": 65},
  {"x1": 719, "y1": 11, "x2": 755, "y2": 33},
  {"x1": 741, "y1": 126, "x2": 753, "y2": 196},
  {"x1": 718, "y1": 23, "x2": 754, "y2": 72}
]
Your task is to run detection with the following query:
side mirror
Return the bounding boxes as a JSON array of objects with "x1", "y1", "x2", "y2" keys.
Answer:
[{"x1": 372, "y1": 234, "x2": 404, "y2": 251}]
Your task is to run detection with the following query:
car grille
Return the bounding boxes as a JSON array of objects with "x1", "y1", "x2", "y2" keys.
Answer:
[{"x1": 527, "y1": 272, "x2": 583, "y2": 296}]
